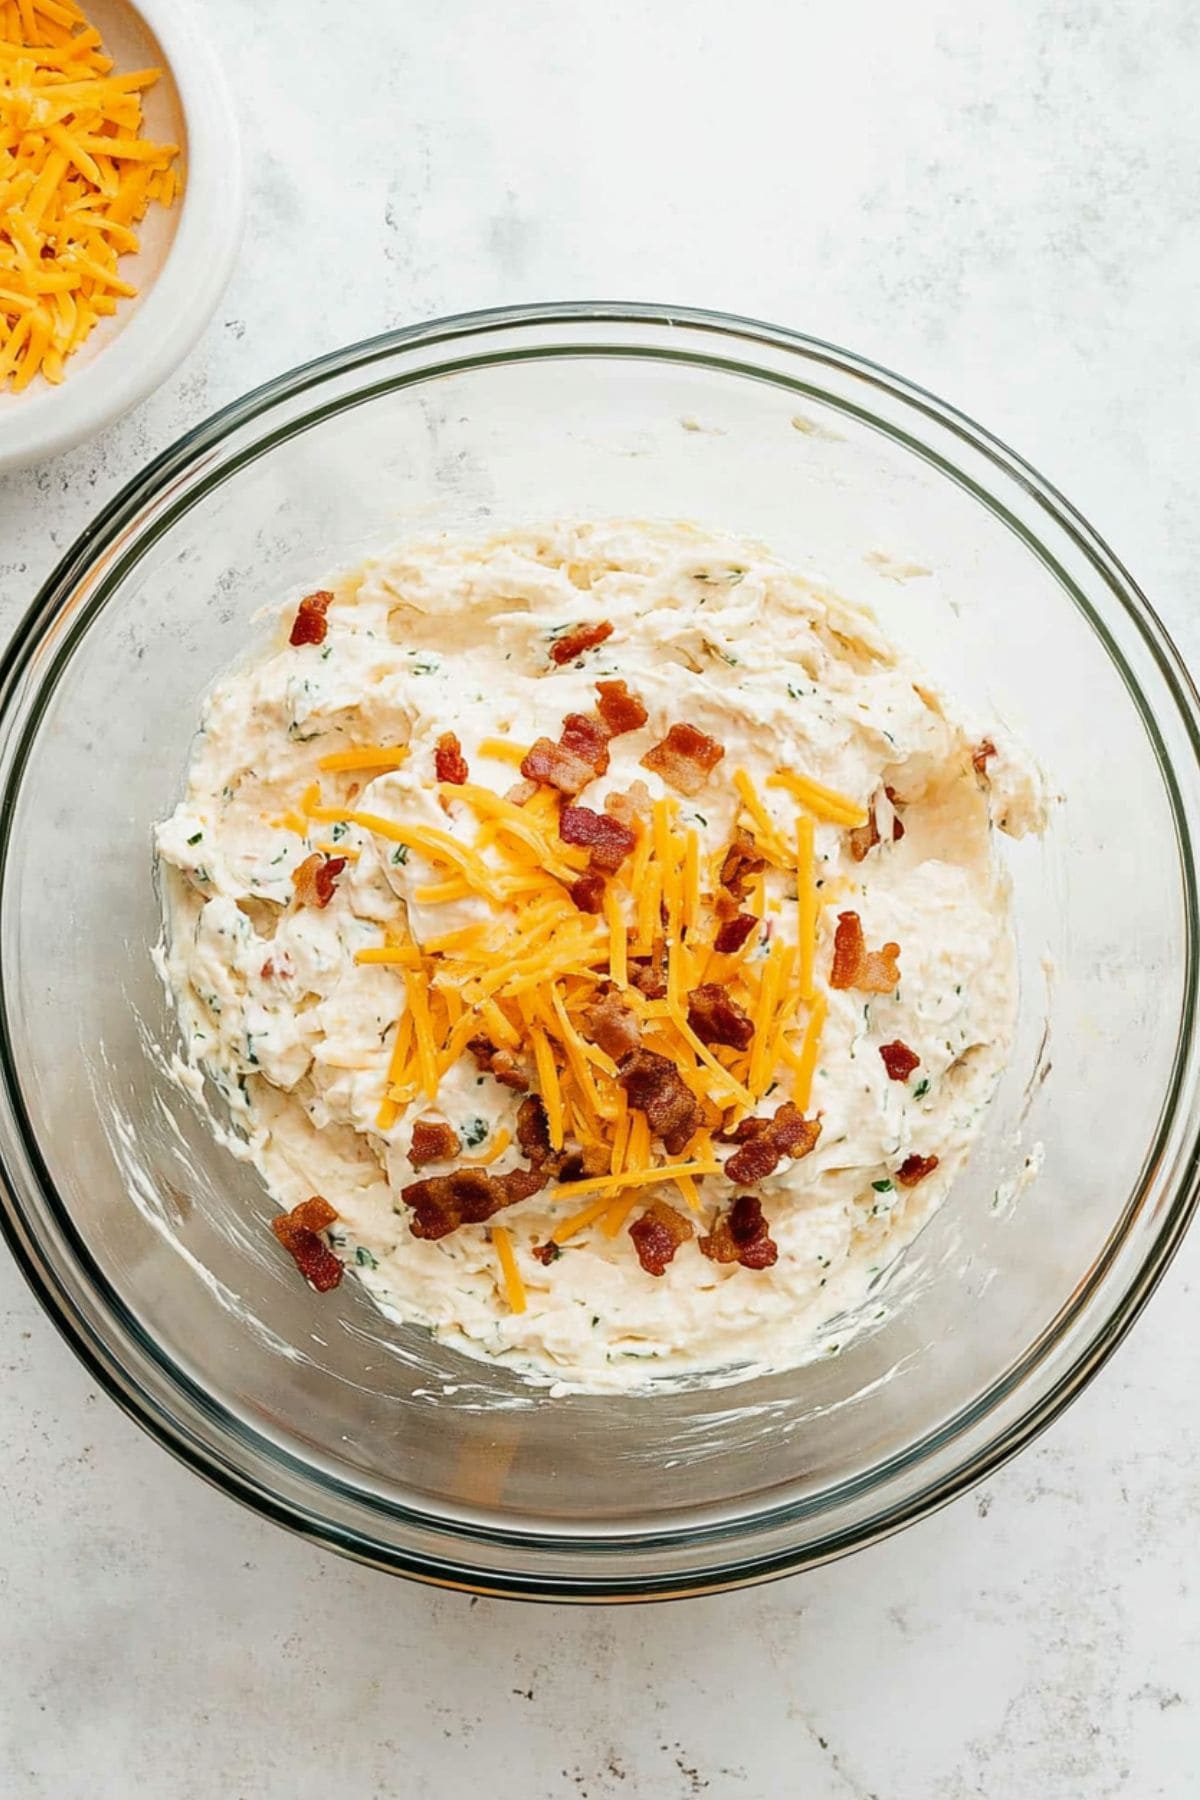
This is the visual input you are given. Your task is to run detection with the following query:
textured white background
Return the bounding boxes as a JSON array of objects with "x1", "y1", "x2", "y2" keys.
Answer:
[{"x1": 2, "y1": 1, "x2": 1199, "y2": 1794}]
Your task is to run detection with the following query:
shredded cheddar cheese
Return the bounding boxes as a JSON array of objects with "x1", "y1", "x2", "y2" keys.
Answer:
[
  {"x1": 491, "y1": 1225, "x2": 526, "y2": 1313},
  {"x1": 318, "y1": 745, "x2": 409, "y2": 773},
  {"x1": 795, "y1": 813, "x2": 817, "y2": 1002},
  {"x1": 767, "y1": 767, "x2": 868, "y2": 828},
  {"x1": 0, "y1": 0, "x2": 180, "y2": 391}
]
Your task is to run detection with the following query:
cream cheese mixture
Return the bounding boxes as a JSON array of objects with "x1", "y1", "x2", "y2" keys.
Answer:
[{"x1": 155, "y1": 521, "x2": 1042, "y2": 1391}]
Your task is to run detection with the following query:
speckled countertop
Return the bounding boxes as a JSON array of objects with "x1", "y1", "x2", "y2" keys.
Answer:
[{"x1": 2, "y1": 2, "x2": 1199, "y2": 1795}]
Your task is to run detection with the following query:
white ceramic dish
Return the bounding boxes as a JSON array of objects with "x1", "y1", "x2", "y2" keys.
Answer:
[{"x1": 0, "y1": 0, "x2": 243, "y2": 472}]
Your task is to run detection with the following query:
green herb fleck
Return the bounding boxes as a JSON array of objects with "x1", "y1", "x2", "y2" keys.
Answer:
[
  {"x1": 913, "y1": 1078, "x2": 930, "y2": 1099},
  {"x1": 391, "y1": 844, "x2": 410, "y2": 865},
  {"x1": 872, "y1": 1178, "x2": 893, "y2": 1193},
  {"x1": 355, "y1": 1245, "x2": 379, "y2": 1269},
  {"x1": 330, "y1": 821, "x2": 349, "y2": 842},
  {"x1": 462, "y1": 1117, "x2": 488, "y2": 1149},
  {"x1": 187, "y1": 830, "x2": 203, "y2": 846},
  {"x1": 193, "y1": 865, "x2": 211, "y2": 884}
]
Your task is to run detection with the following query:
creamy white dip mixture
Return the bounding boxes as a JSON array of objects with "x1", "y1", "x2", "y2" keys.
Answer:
[{"x1": 155, "y1": 521, "x2": 1042, "y2": 1391}]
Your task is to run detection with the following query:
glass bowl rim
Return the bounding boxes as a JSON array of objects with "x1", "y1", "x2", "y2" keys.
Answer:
[{"x1": 2, "y1": 299, "x2": 1199, "y2": 1602}]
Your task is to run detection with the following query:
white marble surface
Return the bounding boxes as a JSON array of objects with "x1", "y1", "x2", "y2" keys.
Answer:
[{"x1": 2, "y1": 1, "x2": 1199, "y2": 1794}]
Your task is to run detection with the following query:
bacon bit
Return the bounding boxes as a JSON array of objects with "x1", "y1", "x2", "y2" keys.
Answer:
[
  {"x1": 847, "y1": 813, "x2": 879, "y2": 863},
  {"x1": 849, "y1": 788, "x2": 906, "y2": 861},
  {"x1": 515, "y1": 1094, "x2": 554, "y2": 1166},
  {"x1": 569, "y1": 869, "x2": 607, "y2": 913},
  {"x1": 629, "y1": 1200, "x2": 694, "y2": 1276},
  {"x1": 897, "y1": 1152, "x2": 939, "y2": 1187},
  {"x1": 640, "y1": 721, "x2": 726, "y2": 796},
  {"x1": 531, "y1": 1241, "x2": 562, "y2": 1266},
  {"x1": 558, "y1": 1145, "x2": 611, "y2": 1182},
  {"x1": 408, "y1": 1116, "x2": 461, "y2": 1168},
  {"x1": 617, "y1": 1048, "x2": 701, "y2": 1155},
  {"x1": 686, "y1": 982, "x2": 755, "y2": 1051},
  {"x1": 603, "y1": 779, "x2": 652, "y2": 829},
  {"x1": 560, "y1": 712, "x2": 611, "y2": 772},
  {"x1": 271, "y1": 1196, "x2": 343, "y2": 1291},
  {"x1": 522, "y1": 710, "x2": 611, "y2": 795},
  {"x1": 886, "y1": 786, "x2": 906, "y2": 843},
  {"x1": 260, "y1": 959, "x2": 275, "y2": 980},
  {"x1": 699, "y1": 1194, "x2": 779, "y2": 1269},
  {"x1": 550, "y1": 620, "x2": 614, "y2": 665},
  {"x1": 628, "y1": 943, "x2": 667, "y2": 999},
  {"x1": 584, "y1": 988, "x2": 642, "y2": 1059},
  {"x1": 972, "y1": 738, "x2": 997, "y2": 778},
  {"x1": 713, "y1": 913, "x2": 757, "y2": 955},
  {"x1": 595, "y1": 678, "x2": 648, "y2": 736},
  {"x1": 559, "y1": 804, "x2": 637, "y2": 873},
  {"x1": 292, "y1": 852, "x2": 347, "y2": 909},
  {"x1": 402, "y1": 1165, "x2": 547, "y2": 1239},
  {"x1": 468, "y1": 1035, "x2": 529, "y2": 1092},
  {"x1": 724, "y1": 1102, "x2": 821, "y2": 1185},
  {"x1": 714, "y1": 1114, "x2": 770, "y2": 1145},
  {"x1": 505, "y1": 777, "x2": 540, "y2": 807},
  {"x1": 288, "y1": 589, "x2": 333, "y2": 647},
  {"x1": 829, "y1": 911, "x2": 901, "y2": 994},
  {"x1": 880, "y1": 1041, "x2": 920, "y2": 1082},
  {"x1": 719, "y1": 828, "x2": 766, "y2": 901},
  {"x1": 434, "y1": 731, "x2": 469, "y2": 785}
]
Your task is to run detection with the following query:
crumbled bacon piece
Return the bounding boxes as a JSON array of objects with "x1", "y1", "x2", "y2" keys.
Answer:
[
  {"x1": 560, "y1": 712, "x2": 611, "y2": 772},
  {"x1": 402, "y1": 1165, "x2": 547, "y2": 1239},
  {"x1": 699, "y1": 1194, "x2": 778, "y2": 1269},
  {"x1": 714, "y1": 1114, "x2": 770, "y2": 1145},
  {"x1": 292, "y1": 852, "x2": 347, "y2": 909},
  {"x1": 617, "y1": 1048, "x2": 701, "y2": 1155},
  {"x1": 569, "y1": 869, "x2": 607, "y2": 913},
  {"x1": 521, "y1": 737, "x2": 596, "y2": 795},
  {"x1": 559, "y1": 804, "x2": 637, "y2": 872},
  {"x1": 628, "y1": 941, "x2": 666, "y2": 999},
  {"x1": 848, "y1": 813, "x2": 879, "y2": 863},
  {"x1": 686, "y1": 982, "x2": 754, "y2": 1051},
  {"x1": 505, "y1": 777, "x2": 540, "y2": 807},
  {"x1": 849, "y1": 788, "x2": 906, "y2": 861},
  {"x1": 713, "y1": 913, "x2": 757, "y2": 955},
  {"x1": 515, "y1": 1094, "x2": 554, "y2": 1165},
  {"x1": 629, "y1": 1200, "x2": 694, "y2": 1276},
  {"x1": 896, "y1": 1152, "x2": 939, "y2": 1187},
  {"x1": 595, "y1": 679, "x2": 648, "y2": 736},
  {"x1": 531, "y1": 1241, "x2": 562, "y2": 1266},
  {"x1": 260, "y1": 959, "x2": 275, "y2": 980},
  {"x1": 467, "y1": 1035, "x2": 529, "y2": 1092},
  {"x1": 583, "y1": 988, "x2": 642, "y2": 1059},
  {"x1": 288, "y1": 589, "x2": 332, "y2": 647},
  {"x1": 719, "y1": 829, "x2": 766, "y2": 901},
  {"x1": 271, "y1": 1196, "x2": 343, "y2": 1292},
  {"x1": 434, "y1": 731, "x2": 469, "y2": 785},
  {"x1": 550, "y1": 620, "x2": 614, "y2": 665},
  {"x1": 972, "y1": 738, "x2": 997, "y2": 778},
  {"x1": 408, "y1": 1115, "x2": 460, "y2": 1168},
  {"x1": 724, "y1": 1103, "x2": 821, "y2": 1185},
  {"x1": 557, "y1": 1145, "x2": 611, "y2": 1182},
  {"x1": 640, "y1": 721, "x2": 726, "y2": 796},
  {"x1": 603, "y1": 779, "x2": 651, "y2": 829},
  {"x1": 522, "y1": 709, "x2": 611, "y2": 796},
  {"x1": 829, "y1": 911, "x2": 901, "y2": 994},
  {"x1": 879, "y1": 1041, "x2": 920, "y2": 1082}
]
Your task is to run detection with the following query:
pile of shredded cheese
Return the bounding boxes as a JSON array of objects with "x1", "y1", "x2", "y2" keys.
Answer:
[
  {"x1": 296, "y1": 748, "x2": 860, "y2": 1310},
  {"x1": 0, "y1": 0, "x2": 180, "y2": 392}
]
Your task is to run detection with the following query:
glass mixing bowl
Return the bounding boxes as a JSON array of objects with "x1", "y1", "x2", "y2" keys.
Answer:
[{"x1": 2, "y1": 304, "x2": 1198, "y2": 1601}]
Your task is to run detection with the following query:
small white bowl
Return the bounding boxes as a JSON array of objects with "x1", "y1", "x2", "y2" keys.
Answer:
[{"x1": 0, "y1": 0, "x2": 244, "y2": 471}]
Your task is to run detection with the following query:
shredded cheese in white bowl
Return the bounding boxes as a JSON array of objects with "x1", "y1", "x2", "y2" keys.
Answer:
[{"x1": 0, "y1": 0, "x2": 242, "y2": 468}]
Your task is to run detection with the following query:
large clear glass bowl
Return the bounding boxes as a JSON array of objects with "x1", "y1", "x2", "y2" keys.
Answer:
[{"x1": 1, "y1": 304, "x2": 1198, "y2": 1601}]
